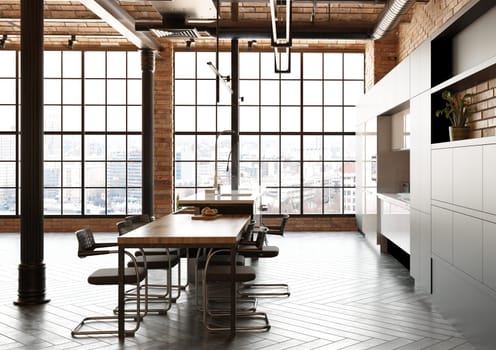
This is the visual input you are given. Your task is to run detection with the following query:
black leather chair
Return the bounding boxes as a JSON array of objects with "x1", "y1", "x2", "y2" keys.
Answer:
[
  {"x1": 71, "y1": 228, "x2": 147, "y2": 337},
  {"x1": 258, "y1": 214, "x2": 290, "y2": 245},
  {"x1": 237, "y1": 222, "x2": 290, "y2": 297},
  {"x1": 127, "y1": 213, "x2": 189, "y2": 290},
  {"x1": 117, "y1": 219, "x2": 180, "y2": 314},
  {"x1": 202, "y1": 248, "x2": 270, "y2": 332},
  {"x1": 194, "y1": 247, "x2": 246, "y2": 310}
]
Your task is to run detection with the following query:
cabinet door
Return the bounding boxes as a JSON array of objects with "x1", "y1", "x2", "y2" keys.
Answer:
[
  {"x1": 410, "y1": 41, "x2": 431, "y2": 98},
  {"x1": 483, "y1": 145, "x2": 496, "y2": 214},
  {"x1": 431, "y1": 149, "x2": 452, "y2": 203},
  {"x1": 453, "y1": 212, "x2": 483, "y2": 281},
  {"x1": 431, "y1": 205, "x2": 453, "y2": 263},
  {"x1": 483, "y1": 221, "x2": 496, "y2": 291},
  {"x1": 453, "y1": 146, "x2": 482, "y2": 210},
  {"x1": 410, "y1": 93, "x2": 430, "y2": 213},
  {"x1": 410, "y1": 209, "x2": 421, "y2": 280}
]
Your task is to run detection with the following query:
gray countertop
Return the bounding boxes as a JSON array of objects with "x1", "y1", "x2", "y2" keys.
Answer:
[{"x1": 377, "y1": 192, "x2": 410, "y2": 209}]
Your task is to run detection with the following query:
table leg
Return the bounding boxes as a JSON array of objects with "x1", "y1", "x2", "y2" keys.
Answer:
[
  {"x1": 230, "y1": 246, "x2": 236, "y2": 336},
  {"x1": 118, "y1": 246, "x2": 125, "y2": 339}
]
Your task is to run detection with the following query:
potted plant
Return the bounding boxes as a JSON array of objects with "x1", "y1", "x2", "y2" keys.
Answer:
[{"x1": 435, "y1": 89, "x2": 474, "y2": 141}]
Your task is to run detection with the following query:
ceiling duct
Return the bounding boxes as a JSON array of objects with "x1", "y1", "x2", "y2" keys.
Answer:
[
  {"x1": 371, "y1": 0, "x2": 416, "y2": 39},
  {"x1": 151, "y1": 28, "x2": 200, "y2": 39},
  {"x1": 146, "y1": 0, "x2": 216, "y2": 38}
]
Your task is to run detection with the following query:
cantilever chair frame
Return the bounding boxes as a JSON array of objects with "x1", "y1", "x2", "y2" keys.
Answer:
[
  {"x1": 202, "y1": 248, "x2": 270, "y2": 332},
  {"x1": 116, "y1": 219, "x2": 180, "y2": 314},
  {"x1": 194, "y1": 247, "x2": 253, "y2": 312},
  {"x1": 125, "y1": 214, "x2": 187, "y2": 292},
  {"x1": 237, "y1": 225, "x2": 290, "y2": 298},
  {"x1": 72, "y1": 228, "x2": 147, "y2": 338}
]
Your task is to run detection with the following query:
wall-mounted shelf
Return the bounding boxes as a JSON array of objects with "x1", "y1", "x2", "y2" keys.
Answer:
[
  {"x1": 430, "y1": 0, "x2": 496, "y2": 144},
  {"x1": 431, "y1": 0, "x2": 496, "y2": 87},
  {"x1": 431, "y1": 55, "x2": 496, "y2": 94}
]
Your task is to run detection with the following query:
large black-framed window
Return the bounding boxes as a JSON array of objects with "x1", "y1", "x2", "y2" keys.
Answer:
[
  {"x1": 174, "y1": 50, "x2": 363, "y2": 215},
  {"x1": 0, "y1": 50, "x2": 143, "y2": 216}
]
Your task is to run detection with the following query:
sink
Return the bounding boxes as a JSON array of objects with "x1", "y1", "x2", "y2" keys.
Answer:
[{"x1": 396, "y1": 192, "x2": 410, "y2": 201}]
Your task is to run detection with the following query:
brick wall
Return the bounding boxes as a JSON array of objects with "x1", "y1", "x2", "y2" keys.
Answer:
[
  {"x1": 154, "y1": 42, "x2": 175, "y2": 218},
  {"x1": 395, "y1": 0, "x2": 495, "y2": 139},
  {"x1": 397, "y1": 0, "x2": 473, "y2": 62},
  {"x1": 465, "y1": 79, "x2": 496, "y2": 138},
  {"x1": 1, "y1": 217, "x2": 120, "y2": 233},
  {"x1": 365, "y1": 0, "x2": 475, "y2": 90},
  {"x1": 263, "y1": 216, "x2": 357, "y2": 232},
  {"x1": 364, "y1": 32, "x2": 398, "y2": 91},
  {"x1": 365, "y1": 0, "x2": 496, "y2": 140}
]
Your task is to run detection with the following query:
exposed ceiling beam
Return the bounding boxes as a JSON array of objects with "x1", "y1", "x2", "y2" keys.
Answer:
[{"x1": 79, "y1": 0, "x2": 160, "y2": 50}]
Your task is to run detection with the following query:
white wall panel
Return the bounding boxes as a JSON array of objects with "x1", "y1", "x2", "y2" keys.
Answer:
[
  {"x1": 431, "y1": 205, "x2": 453, "y2": 263},
  {"x1": 410, "y1": 93, "x2": 431, "y2": 213},
  {"x1": 419, "y1": 211, "x2": 432, "y2": 292},
  {"x1": 453, "y1": 146, "x2": 482, "y2": 210},
  {"x1": 410, "y1": 209, "x2": 421, "y2": 280},
  {"x1": 410, "y1": 41, "x2": 431, "y2": 98},
  {"x1": 453, "y1": 212, "x2": 483, "y2": 281},
  {"x1": 483, "y1": 221, "x2": 496, "y2": 291},
  {"x1": 483, "y1": 145, "x2": 496, "y2": 214},
  {"x1": 432, "y1": 149, "x2": 453, "y2": 203}
]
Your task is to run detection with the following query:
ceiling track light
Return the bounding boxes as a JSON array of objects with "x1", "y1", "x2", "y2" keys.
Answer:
[
  {"x1": 269, "y1": 0, "x2": 292, "y2": 73},
  {"x1": 248, "y1": 40, "x2": 257, "y2": 50},
  {"x1": 207, "y1": 61, "x2": 233, "y2": 94},
  {"x1": 0, "y1": 34, "x2": 9, "y2": 49},
  {"x1": 186, "y1": 38, "x2": 195, "y2": 48},
  {"x1": 274, "y1": 46, "x2": 291, "y2": 74},
  {"x1": 67, "y1": 34, "x2": 77, "y2": 49},
  {"x1": 269, "y1": 0, "x2": 292, "y2": 48}
]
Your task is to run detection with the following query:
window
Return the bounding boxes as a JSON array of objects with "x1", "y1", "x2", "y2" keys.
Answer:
[
  {"x1": 0, "y1": 51, "x2": 17, "y2": 215},
  {"x1": 0, "y1": 50, "x2": 142, "y2": 216},
  {"x1": 174, "y1": 50, "x2": 363, "y2": 215}
]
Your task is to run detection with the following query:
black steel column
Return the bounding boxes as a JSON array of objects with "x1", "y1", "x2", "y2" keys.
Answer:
[
  {"x1": 16, "y1": 0, "x2": 49, "y2": 305},
  {"x1": 141, "y1": 49, "x2": 155, "y2": 216},
  {"x1": 231, "y1": 38, "x2": 240, "y2": 190}
]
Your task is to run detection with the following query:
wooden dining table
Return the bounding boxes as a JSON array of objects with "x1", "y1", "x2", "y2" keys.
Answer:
[{"x1": 117, "y1": 213, "x2": 252, "y2": 338}]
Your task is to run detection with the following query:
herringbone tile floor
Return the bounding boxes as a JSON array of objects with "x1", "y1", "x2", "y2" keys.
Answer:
[{"x1": 0, "y1": 231, "x2": 474, "y2": 349}]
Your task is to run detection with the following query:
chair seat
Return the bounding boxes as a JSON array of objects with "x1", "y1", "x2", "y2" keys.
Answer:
[
  {"x1": 238, "y1": 245, "x2": 279, "y2": 258},
  {"x1": 206, "y1": 265, "x2": 256, "y2": 283},
  {"x1": 128, "y1": 254, "x2": 180, "y2": 269},
  {"x1": 88, "y1": 267, "x2": 146, "y2": 285}
]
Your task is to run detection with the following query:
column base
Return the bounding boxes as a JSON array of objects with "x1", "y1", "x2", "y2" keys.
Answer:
[{"x1": 14, "y1": 263, "x2": 50, "y2": 305}]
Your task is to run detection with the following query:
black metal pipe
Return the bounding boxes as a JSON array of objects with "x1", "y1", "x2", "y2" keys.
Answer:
[
  {"x1": 230, "y1": 38, "x2": 240, "y2": 191},
  {"x1": 141, "y1": 49, "x2": 155, "y2": 217},
  {"x1": 16, "y1": 0, "x2": 49, "y2": 306},
  {"x1": 135, "y1": 22, "x2": 373, "y2": 40}
]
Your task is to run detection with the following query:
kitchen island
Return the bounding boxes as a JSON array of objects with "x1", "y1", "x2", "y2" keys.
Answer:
[
  {"x1": 377, "y1": 193, "x2": 410, "y2": 265},
  {"x1": 177, "y1": 189, "x2": 260, "y2": 218}
]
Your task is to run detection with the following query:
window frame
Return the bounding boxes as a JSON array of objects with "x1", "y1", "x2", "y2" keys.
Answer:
[{"x1": 173, "y1": 50, "x2": 363, "y2": 216}]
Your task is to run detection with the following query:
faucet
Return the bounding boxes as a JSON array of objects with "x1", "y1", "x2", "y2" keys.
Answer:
[{"x1": 214, "y1": 130, "x2": 234, "y2": 193}]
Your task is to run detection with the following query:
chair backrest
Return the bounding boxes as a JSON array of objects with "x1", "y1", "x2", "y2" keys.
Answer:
[
  {"x1": 75, "y1": 228, "x2": 96, "y2": 257},
  {"x1": 255, "y1": 226, "x2": 268, "y2": 249},
  {"x1": 124, "y1": 214, "x2": 153, "y2": 231},
  {"x1": 241, "y1": 220, "x2": 255, "y2": 241},
  {"x1": 116, "y1": 220, "x2": 134, "y2": 235},
  {"x1": 279, "y1": 214, "x2": 290, "y2": 235},
  {"x1": 266, "y1": 214, "x2": 289, "y2": 236},
  {"x1": 125, "y1": 214, "x2": 152, "y2": 225}
]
